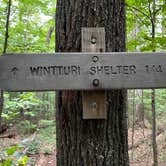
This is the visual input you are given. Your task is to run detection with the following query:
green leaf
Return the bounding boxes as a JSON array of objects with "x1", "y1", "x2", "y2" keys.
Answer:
[
  {"x1": 24, "y1": 111, "x2": 35, "y2": 117},
  {"x1": 18, "y1": 155, "x2": 29, "y2": 166},
  {"x1": 6, "y1": 145, "x2": 19, "y2": 155},
  {"x1": 1, "y1": 159, "x2": 13, "y2": 166}
]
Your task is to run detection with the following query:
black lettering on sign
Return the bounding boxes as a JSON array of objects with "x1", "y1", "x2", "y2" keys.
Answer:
[
  {"x1": 153, "y1": 65, "x2": 163, "y2": 72},
  {"x1": 116, "y1": 66, "x2": 123, "y2": 74},
  {"x1": 30, "y1": 66, "x2": 40, "y2": 76},
  {"x1": 44, "y1": 66, "x2": 51, "y2": 75},
  {"x1": 145, "y1": 65, "x2": 163, "y2": 73},
  {"x1": 51, "y1": 66, "x2": 56, "y2": 75},
  {"x1": 89, "y1": 65, "x2": 137, "y2": 75},
  {"x1": 57, "y1": 66, "x2": 63, "y2": 75},
  {"x1": 145, "y1": 65, "x2": 149, "y2": 73},
  {"x1": 123, "y1": 66, "x2": 129, "y2": 74},
  {"x1": 129, "y1": 65, "x2": 136, "y2": 74},
  {"x1": 30, "y1": 65, "x2": 81, "y2": 76},
  {"x1": 71, "y1": 66, "x2": 81, "y2": 75},
  {"x1": 89, "y1": 67, "x2": 96, "y2": 75},
  {"x1": 11, "y1": 67, "x2": 19, "y2": 76},
  {"x1": 110, "y1": 66, "x2": 117, "y2": 74},
  {"x1": 97, "y1": 66, "x2": 104, "y2": 74},
  {"x1": 104, "y1": 66, "x2": 110, "y2": 75},
  {"x1": 64, "y1": 66, "x2": 70, "y2": 75}
]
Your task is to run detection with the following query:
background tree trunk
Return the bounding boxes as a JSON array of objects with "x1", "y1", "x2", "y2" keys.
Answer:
[
  {"x1": 0, "y1": 91, "x2": 3, "y2": 128},
  {"x1": 150, "y1": 0, "x2": 158, "y2": 165},
  {"x1": 0, "y1": 0, "x2": 11, "y2": 129},
  {"x1": 56, "y1": 0, "x2": 129, "y2": 165}
]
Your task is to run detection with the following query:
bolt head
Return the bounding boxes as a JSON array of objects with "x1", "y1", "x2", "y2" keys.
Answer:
[
  {"x1": 91, "y1": 102, "x2": 97, "y2": 109},
  {"x1": 91, "y1": 36, "x2": 97, "y2": 44},
  {"x1": 93, "y1": 79, "x2": 99, "y2": 87},
  {"x1": 92, "y1": 56, "x2": 99, "y2": 63}
]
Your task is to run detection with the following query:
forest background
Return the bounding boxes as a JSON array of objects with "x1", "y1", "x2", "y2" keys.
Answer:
[{"x1": 0, "y1": 0, "x2": 165, "y2": 165}]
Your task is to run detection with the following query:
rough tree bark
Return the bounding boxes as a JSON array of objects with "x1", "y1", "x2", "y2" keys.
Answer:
[
  {"x1": 56, "y1": 0, "x2": 129, "y2": 165},
  {"x1": 0, "y1": 0, "x2": 12, "y2": 129}
]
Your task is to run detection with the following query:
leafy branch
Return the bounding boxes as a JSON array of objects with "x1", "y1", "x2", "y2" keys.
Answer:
[{"x1": 126, "y1": 3, "x2": 151, "y2": 20}]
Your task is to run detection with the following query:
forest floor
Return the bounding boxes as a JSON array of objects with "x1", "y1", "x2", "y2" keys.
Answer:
[
  {"x1": 0, "y1": 124, "x2": 56, "y2": 166},
  {"x1": 0, "y1": 124, "x2": 166, "y2": 166},
  {"x1": 128, "y1": 126, "x2": 166, "y2": 166}
]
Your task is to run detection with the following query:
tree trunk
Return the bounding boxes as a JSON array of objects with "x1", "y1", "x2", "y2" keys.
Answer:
[
  {"x1": 0, "y1": 91, "x2": 3, "y2": 128},
  {"x1": 151, "y1": 0, "x2": 158, "y2": 165},
  {"x1": 56, "y1": 0, "x2": 129, "y2": 165},
  {"x1": 131, "y1": 90, "x2": 135, "y2": 160},
  {"x1": 0, "y1": 0, "x2": 12, "y2": 129}
]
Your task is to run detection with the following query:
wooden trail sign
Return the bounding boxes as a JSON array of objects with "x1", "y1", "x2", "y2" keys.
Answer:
[
  {"x1": 0, "y1": 52, "x2": 166, "y2": 91},
  {"x1": 82, "y1": 28, "x2": 107, "y2": 119}
]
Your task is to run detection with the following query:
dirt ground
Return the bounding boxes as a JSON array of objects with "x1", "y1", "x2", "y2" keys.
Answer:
[
  {"x1": 0, "y1": 126, "x2": 166, "y2": 166},
  {"x1": 35, "y1": 152, "x2": 56, "y2": 166},
  {"x1": 128, "y1": 127, "x2": 166, "y2": 166}
]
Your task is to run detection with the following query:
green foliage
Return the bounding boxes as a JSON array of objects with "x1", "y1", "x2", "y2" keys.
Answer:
[
  {"x1": 26, "y1": 141, "x2": 40, "y2": 155},
  {"x1": 127, "y1": 0, "x2": 166, "y2": 130},
  {"x1": 0, "y1": 159, "x2": 13, "y2": 166},
  {"x1": 36, "y1": 124, "x2": 56, "y2": 151},
  {"x1": 128, "y1": 89, "x2": 166, "y2": 125},
  {"x1": 17, "y1": 156, "x2": 29, "y2": 166},
  {"x1": 38, "y1": 119, "x2": 55, "y2": 128},
  {"x1": 0, "y1": 0, "x2": 56, "y2": 54},
  {"x1": 6, "y1": 145, "x2": 19, "y2": 155},
  {"x1": 126, "y1": 0, "x2": 166, "y2": 51},
  {"x1": 3, "y1": 92, "x2": 42, "y2": 122},
  {"x1": 0, "y1": 144, "x2": 29, "y2": 166},
  {"x1": 17, "y1": 120, "x2": 37, "y2": 135}
]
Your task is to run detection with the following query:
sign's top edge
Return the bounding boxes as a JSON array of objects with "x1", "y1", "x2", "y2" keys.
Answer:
[{"x1": 1, "y1": 52, "x2": 166, "y2": 57}]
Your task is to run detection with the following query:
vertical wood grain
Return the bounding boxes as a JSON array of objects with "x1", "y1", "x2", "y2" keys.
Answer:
[{"x1": 82, "y1": 28, "x2": 107, "y2": 119}]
